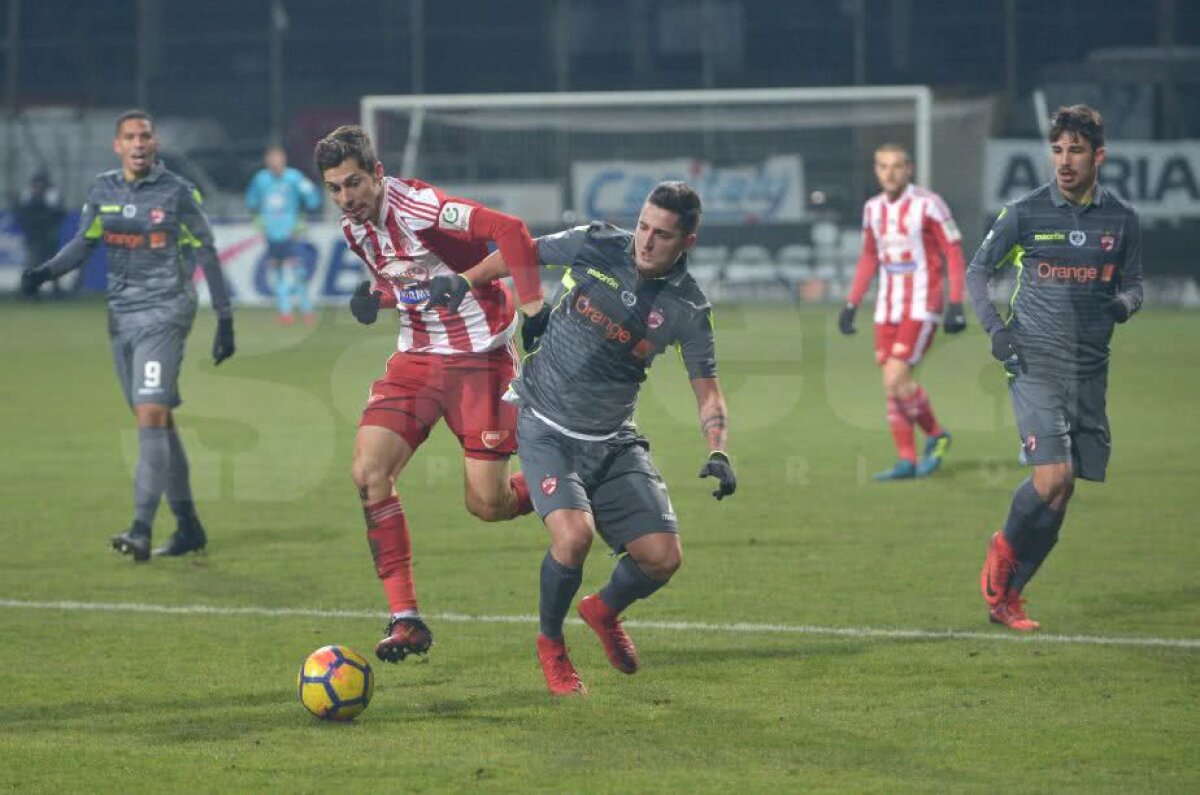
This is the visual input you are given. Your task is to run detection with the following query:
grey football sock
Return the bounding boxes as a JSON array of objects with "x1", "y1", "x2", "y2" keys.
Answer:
[
  {"x1": 133, "y1": 427, "x2": 170, "y2": 527},
  {"x1": 1002, "y1": 477, "x2": 1066, "y2": 592},
  {"x1": 1002, "y1": 478, "x2": 1045, "y2": 554},
  {"x1": 539, "y1": 550, "x2": 582, "y2": 640},
  {"x1": 1011, "y1": 507, "x2": 1065, "y2": 593},
  {"x1": 165, "y1": 427, "x2": 196, "y2": 520},
  {"x1": 598, "y1": 554, "x2": 667, "y2": 614}
]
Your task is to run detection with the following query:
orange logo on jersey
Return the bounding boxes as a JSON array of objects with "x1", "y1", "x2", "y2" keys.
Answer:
[
  {"x1": 575, "y1": 294, "x2": 632, "y2": 343},
  {"x1": 149, "y1": 232, "x2": 167, "y2": 249},
  {"x1": 1035, "y1": 261, "x2": 1112, "y2": 284},
  {"x1": 481, "y1": 430, "x2": 509, "y2": 449},
  {"x1": 103, "y1": 231, "x2": 146, "y2": 248}
]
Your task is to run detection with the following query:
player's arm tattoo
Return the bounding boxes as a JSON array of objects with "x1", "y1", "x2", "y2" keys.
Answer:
[
  {"x1": 690, "y1": 377, "x2": 729, "y2": 452},
  {"x1": 700, "y1": 410, "x2": 728, "y2": 452}
]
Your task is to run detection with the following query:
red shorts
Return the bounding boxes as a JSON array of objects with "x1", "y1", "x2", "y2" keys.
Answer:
[
  {"x1": 874, "y1": 319, "x2": 937, "y2": 366},
  {"x1": 360, "y1": 347, "x2": 519, "y2": 460}
]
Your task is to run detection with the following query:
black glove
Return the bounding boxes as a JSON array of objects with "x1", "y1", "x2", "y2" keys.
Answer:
[
  {"x1": 20, "y1": 265, "x2": 50, "y2": 296},
  {"x1": 1106, "y1": 294, "x2": 1132, "y2": 324},
  {"x1": 425, "y1": 274, "x2": 471, "y2": 313},
  {"x1": 698, "y1": 451, "x2": 737, "y2": 501},
  {"x1": 350, "y1": 280, "x2": 382, "y2": 325},
  {"x1": 990, "y1": 327, "x2": 1025, "y2": 375},
  {"x1": 520, "y1": 305, "x2": 551, "y2": 353},
  {"x1": 943, "y1": 302, "x2": 967, "y2": 334},
  {"x1": 212, "y1": 317, "x2": 235, "y2": 366},
  {"x1": 837, "y1": 303, "x2": 857, "y2": 335}
]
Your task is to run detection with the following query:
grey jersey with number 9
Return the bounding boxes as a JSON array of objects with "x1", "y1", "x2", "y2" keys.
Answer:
[
  {"x1": 41, "y1": 161, "x2": 232, "y2": 334},
  {"x1": 509, "y1": 222, "x2": 717, "y2": 436}
]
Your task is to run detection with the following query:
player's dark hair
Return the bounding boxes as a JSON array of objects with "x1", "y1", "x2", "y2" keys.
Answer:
[
  {"x1": 115, "y1": 109, "x2": 154, "y2": 134},
  {"x1": 314, "y1": 125, "x2": 379, "y2": 176},
  {"x1": 1048, "y1": 105, "x2": 1105, "y2": 151},
  {"x1": 647, "y1": 181, "x2": 702, "y2": 235},
  {"x1": 875, "y1": 142, "x2": 910, "y2": 162}
]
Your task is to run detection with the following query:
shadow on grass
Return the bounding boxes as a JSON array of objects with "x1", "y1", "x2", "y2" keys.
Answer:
[
  {"x1": 929, "y1": 458, "x2": 1027, "y2": 483},
  {"x1": 0, "y1": 689, "x2": 286, "y2": 739},
  {"x1": 646, "y1": 640, "x2": 867, "y2": 669},
  {"x1": 0, "y1": 683, "x2": 559, "y2": 740}
]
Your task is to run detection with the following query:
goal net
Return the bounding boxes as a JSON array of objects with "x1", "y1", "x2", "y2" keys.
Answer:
[{"x1": 363, "y1": 87, "x2": 964, "y2": 303}]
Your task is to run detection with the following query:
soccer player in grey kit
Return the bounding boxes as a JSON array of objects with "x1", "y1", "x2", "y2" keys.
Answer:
[
  {"x1": 967, "y1": 105, "x2": 1142, "y2": 630},
  {"x1": 428, "y1": 181, "x2": 736, "y2": 695},
  {"x1": 22, "y1": 110, "x2": 235, "y2": 561}
]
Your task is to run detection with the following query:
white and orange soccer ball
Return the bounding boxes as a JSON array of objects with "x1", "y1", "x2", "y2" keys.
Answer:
[{"x1": 297, "y1": 645, "x2": 374, "y2": 721}]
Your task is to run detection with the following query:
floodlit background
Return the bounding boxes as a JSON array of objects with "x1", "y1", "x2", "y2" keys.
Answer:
[
  {"x1": 0, "y1": 0, "x2": 1196, "y2": 303},
  {"x1": 1, "y1": 2, "x2": 1197, "y2": 792}
]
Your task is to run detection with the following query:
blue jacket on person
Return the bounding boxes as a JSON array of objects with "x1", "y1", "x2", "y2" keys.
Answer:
[{"x1": 245, "y1": 167, "x2": 321, "y2": 243}]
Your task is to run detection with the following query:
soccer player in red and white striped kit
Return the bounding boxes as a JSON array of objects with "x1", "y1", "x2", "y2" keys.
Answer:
[
  {"x1": 315, "y1": 126, "x2": 542, "y2": 662},
  {"x1": 838, "y1": 143, "x2": 967, "y2": 480}
]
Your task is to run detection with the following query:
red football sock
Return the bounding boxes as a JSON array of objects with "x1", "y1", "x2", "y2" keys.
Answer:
[
  {"x1": 509, "y1": 472, "x2": 533, "y2": 517},
  {"x1": 365, "y1": 496, "x2": 417, "y2": 614},
  {"x1": 903, "y1": 385, "x2": 943, "y2": 437},
  {"x1": 887, "y1": 396, "x2": 917, "y2": 462}
]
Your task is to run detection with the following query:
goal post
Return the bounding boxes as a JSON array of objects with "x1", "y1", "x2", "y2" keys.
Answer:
[
  {"x1": 363, "y1": 86, "x2": 932, "y2": 184},
  {"x1": 361, "y1": 86, "x2": 935, "y2": 302}
]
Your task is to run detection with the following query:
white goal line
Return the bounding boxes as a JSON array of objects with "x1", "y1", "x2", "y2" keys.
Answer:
[{"x1": 1, "y1": 598, "x2": 1195, "y2": 650}]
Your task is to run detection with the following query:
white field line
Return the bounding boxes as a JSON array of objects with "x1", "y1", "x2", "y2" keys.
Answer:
[{"x1": 1, "y1": 598, "x2": 1196, "y2": 650}]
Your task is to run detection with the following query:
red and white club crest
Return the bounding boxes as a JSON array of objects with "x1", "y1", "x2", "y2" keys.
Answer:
[
  {"x1": 481, "y1": 430, "x2": 509, "y2": 449},
  {"x1": 1025, "y1": 434, "x2": 1037, "y2": 453},
  {"x1": 540, "y1": 476, "x2": 558, "y2": 496},
  {"x1": 1099, "y1": 234, "x2": 1115, "y2": 252},
  {"x1": 149, "y1": 208, "x2": 165, "y2": 225},
  {"x1": 647, "y1": 309, "x2": 664, "y2": 329}
]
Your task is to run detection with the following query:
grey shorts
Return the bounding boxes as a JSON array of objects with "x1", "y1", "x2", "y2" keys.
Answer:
[
  {"x1": 516, "y1": 408, "x2": 678, "y2": 553},
  {"x1": 110, "y1": 323, "x2": 190, "y2": 409},
  {"x1": 1009, "y1": 371, "x2": 1110, "y2": 482}
]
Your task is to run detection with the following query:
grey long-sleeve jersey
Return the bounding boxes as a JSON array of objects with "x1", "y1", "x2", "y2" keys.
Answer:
[
  {"x1": 42, "y1": 162, "x2": 232, "y2": 332},
  {"x1": 508, "y1": 223, "x2": 717, "y2": 437},
  {"x1": 966, "y1": 182, "x2": 1143, "y2": 378}
]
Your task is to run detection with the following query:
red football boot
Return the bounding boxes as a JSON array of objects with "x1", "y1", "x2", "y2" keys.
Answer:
[
  {"x1": 375, "y1": 615, "x2": 433, "y2": 663},
  {"x1": 578, "y1": 593, "x2": 639, "y2": 675},
  {"x1": 536, "y1": 634, "x2": 587, "y2": 696},
  {"x1": 980, "y1": 531, "x2": 1017, "y2": 608},
  {"x1": 989, "y1": 593, "x2": 1041, "y2": 632}
]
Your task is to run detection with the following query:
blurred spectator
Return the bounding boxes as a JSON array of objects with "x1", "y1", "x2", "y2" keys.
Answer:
[
  {"x1": 16, "y1": 173, "x2": 68, "y2": 297},
  {"x1": 245, "y1": 145, "x2": 322, "y2": 324}
]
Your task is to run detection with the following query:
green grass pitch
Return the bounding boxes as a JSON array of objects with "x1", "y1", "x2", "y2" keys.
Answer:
[{"x1": 1, "y1": 298, "x2": 1196, "y2": 792}]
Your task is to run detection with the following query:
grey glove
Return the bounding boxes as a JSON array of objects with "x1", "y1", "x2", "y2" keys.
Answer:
[
  {"x1": 990, "y1": 327, "x2": 1026, "y2": 375},
  {"x1": 838, "y1": 303, "x2": 857, "y2": 335},
  {"x1": 425, "y1": 274, "x2": 472, "y2": 313},
  {"x1": 698, "y1": 451, "x2": 737, "y2": 500},
  {"x1": 350, "y1": 280, "x2": 382, "y2": 325}
]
